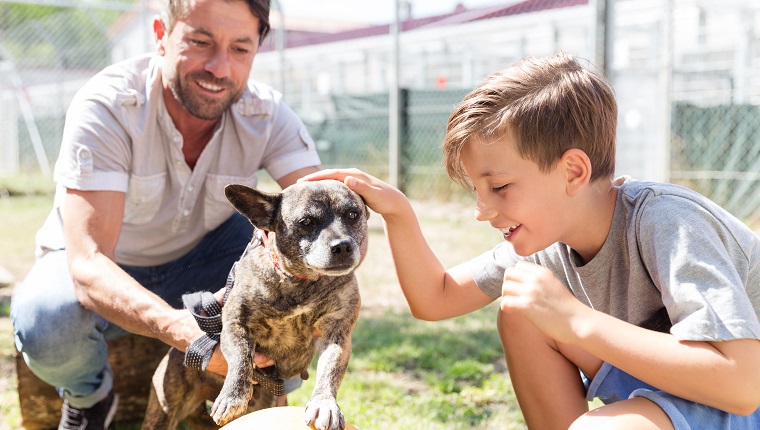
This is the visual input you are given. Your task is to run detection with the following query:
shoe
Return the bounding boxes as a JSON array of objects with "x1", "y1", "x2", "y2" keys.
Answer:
[{"x1": 58, "y1": 391, "x2": 119, "y2": 430}]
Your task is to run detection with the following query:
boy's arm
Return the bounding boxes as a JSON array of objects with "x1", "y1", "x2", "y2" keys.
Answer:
[
  {"x1": 502, "y1": 262, "x2": 760, "y2": 415},
  {"x1": 301, "y1": 169, "x2": 494, "y2": 320},
  {"x1": 578, "y1": 311, "x2": 760, "y2": 416}
]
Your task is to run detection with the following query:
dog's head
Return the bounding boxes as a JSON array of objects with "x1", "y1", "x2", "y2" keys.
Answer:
[{"x1": 225, "y1": 180, "x2": 369, "y2": 278}]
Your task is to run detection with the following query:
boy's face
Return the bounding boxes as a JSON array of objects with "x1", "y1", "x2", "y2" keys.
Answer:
[
  {"x1": 157, "y1": 0, "x2": 260, "y2": 121},
  {"x1": 461, "y1": 133, "x2": 570, "y2": 256}
]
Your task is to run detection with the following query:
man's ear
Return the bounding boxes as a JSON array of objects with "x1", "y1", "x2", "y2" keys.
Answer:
[
  {"x1": 153, "y1": 16, "x2": 167, "y2": 55},
  {"x1": 560, "y1": 148, "x2": 592, "y2": 196}
]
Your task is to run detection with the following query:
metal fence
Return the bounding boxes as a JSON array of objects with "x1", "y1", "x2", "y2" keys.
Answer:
[{"x1": 2, "y1": 0, "x2": 760, "y2": 224}]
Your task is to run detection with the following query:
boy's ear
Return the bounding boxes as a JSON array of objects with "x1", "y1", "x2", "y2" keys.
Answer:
[{"x1": 560, "y1": 148, "x2": 592, "y2": 196}]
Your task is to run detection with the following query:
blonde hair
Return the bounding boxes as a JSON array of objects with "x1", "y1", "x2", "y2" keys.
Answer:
[{"x1": 443, "y1": 52, "x2": 617, "y2": 188}]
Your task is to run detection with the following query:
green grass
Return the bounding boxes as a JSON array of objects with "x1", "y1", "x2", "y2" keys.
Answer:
[
  {"x1": 0, "y1": 175, "x2": 526, "y2": 429},
  {"x1": 0, "y1": 193, "x2": 53, "y2": 282},
  {"x1": 0, "y1": 173, "x2": 55, "y2": 198},
  {"x1": 286, "y1": 306, "x2": 524, "y2": 429}
]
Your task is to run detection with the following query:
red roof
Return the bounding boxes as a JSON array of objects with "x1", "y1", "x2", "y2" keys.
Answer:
[{"x1": 259, "y1": 0, "x2": 588, "y2": 52}]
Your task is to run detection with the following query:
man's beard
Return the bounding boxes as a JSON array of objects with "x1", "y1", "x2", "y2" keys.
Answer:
[{"x1": 167, "y1": 70, "x2": 244, "y2": 120}]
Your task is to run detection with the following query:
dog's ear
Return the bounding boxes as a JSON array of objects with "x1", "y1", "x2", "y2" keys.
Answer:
[{"x1": 224, "y1": 184, "x2": 280, "y2": 231}]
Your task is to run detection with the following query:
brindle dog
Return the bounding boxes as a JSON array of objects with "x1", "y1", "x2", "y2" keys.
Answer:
[{"x1": 143, "y1": 180, "x2": 368, "y2": 430}]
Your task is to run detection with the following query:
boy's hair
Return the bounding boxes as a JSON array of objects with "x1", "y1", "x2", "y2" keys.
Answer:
[
  {"x1": 443, "y1": 52, "x2": 617, "y2": 188},
  {"x1": 160, "y1": 0, "x2": 271, "y2": 45}
]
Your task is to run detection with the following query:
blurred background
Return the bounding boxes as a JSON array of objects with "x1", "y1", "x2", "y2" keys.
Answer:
[{"x1": 1, "y1": 0, "x2": 760, "y2": 226}]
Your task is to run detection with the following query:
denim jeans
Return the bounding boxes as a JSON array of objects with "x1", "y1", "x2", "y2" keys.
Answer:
[
  {"x1": 11, "y1": 213, "x2": 252, "y2": 408},
  {"x1": 583, "y1": 362, "x2": 760, "y2": 429}
]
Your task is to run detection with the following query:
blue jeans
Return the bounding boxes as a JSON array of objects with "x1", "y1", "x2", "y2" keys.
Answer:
[{"x1": 12, "y1": 214, "x2": 252, "y2": 409}]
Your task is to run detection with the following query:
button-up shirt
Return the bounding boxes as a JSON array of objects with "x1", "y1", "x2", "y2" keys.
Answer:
[{"x1": 36, "y1": 54, "x2": 320, "y2": 266}]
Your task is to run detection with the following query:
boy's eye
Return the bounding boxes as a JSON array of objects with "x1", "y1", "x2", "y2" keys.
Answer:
[{"x1": 492, "y1": 184, "x2": 509, "y2": 192}]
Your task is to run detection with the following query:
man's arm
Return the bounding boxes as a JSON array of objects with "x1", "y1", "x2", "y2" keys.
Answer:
[
  {"x1": 63, "y1": 189, "x2": 200, "y2": 351},
  {"x1": 63, "y1": 188, "x2": 258, "y2": 375},
  {"x1": 276, "y1": 166, "x2": 320, "y2": 189}
]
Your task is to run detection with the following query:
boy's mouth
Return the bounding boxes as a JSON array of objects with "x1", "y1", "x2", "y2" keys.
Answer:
[{"x1": 500, "y1": 224, "x2": 520, "y2": 238}]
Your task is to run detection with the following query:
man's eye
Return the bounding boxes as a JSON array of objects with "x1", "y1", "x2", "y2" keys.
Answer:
[{"x1": 191, "y1": 39, "x2": 209, "y2": 46}]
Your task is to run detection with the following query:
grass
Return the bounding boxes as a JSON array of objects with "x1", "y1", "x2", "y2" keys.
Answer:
[
  {"x1": 287, "y1": 307, "x2": 524, "y2": 429},
  {"x1": 0, "y1": 173, "x2": 525, "y2": 429}
]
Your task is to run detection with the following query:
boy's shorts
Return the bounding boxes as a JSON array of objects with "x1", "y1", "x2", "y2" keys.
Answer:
[{"x1": 582, "y1": 362, "x2": 760, "y2": 429}]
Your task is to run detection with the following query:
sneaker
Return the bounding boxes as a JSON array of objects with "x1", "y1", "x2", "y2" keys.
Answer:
[{"x1": 58, "y1": 391, "x2": 119, "y2": 430}]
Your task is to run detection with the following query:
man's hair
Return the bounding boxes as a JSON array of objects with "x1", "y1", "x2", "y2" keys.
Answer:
[
  {"x1": 443, "y1": 52, "x2": 617, "y2": 188},
  {"x1": 160, "y1": 0, "x2": 271, "y2": 44}
]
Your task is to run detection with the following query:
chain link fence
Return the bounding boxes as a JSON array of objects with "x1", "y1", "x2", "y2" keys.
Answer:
[
  {"x1": 2, "y1": 0, "x2": 760, "y2": 224},
  {"x1": 0, "y1": 0, "x2": 142, "y2": 177}
]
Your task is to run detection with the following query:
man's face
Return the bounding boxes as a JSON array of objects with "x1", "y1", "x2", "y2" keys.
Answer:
[{"x1": 157, "y1": 0, "x2": 260, "y2": 120}]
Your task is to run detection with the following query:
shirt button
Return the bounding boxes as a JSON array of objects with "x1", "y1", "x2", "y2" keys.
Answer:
[
  {"x1": 173, "y1": 134, "x2": 182, "y2": 143},
  {"x1": 188, "y1": 185, "x2": 194, "y2": 192},
  {"x1": 183, "y1": 209, "x2": 190, "y2": 216}
]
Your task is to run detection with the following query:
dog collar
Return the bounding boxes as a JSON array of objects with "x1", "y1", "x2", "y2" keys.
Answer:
[{"x1": 259, "y1": 229, "x2": 322, "y2": 280}]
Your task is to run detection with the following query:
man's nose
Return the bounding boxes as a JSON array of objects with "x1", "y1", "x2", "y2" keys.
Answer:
[{"x1": 206, "y1": 48, "x2": 231, "y2": 78}]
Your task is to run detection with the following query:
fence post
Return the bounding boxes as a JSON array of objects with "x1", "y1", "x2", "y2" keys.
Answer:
[
  {"x1": 389, "y1": 0, "x2": 401, "y2": 189},
  {"x1": 398, "y1": 88, "x2": 410, "y2": 192}
]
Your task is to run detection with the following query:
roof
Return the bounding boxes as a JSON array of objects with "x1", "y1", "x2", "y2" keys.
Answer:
[{"x1": 259, "y1": 0, "x2": 589, "y2": 52}]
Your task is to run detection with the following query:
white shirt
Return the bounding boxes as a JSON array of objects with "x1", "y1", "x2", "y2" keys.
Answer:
[{"x1": 36, "y1": 54, "x2": 321, "y2": 266}]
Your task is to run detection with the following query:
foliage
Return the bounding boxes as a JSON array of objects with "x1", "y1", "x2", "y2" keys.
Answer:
[{"x1": 0, "y1": 2, "x2": 127, "y2": 69}]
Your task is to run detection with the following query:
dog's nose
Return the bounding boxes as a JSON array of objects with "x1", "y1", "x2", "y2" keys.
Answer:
[{"x1": 330, "y1": 240, "x2": 353, "y2": 256}]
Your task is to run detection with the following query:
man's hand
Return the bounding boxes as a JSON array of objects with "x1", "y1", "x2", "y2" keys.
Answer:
[{"x1": 202, "y1": 286, "x2": 275, "y2": 376}]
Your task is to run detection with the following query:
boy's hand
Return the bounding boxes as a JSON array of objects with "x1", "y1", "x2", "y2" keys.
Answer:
[
  {"x1": 500, "y1": 261, "x2": 590, "y2": 344},
  {"x1": 300, "y1": 168, "x2": 407, "y2": 218}
]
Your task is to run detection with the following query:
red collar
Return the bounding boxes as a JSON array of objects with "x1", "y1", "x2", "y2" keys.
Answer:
[{"x1": 259, "y1": 230, "x2": 319, "y2": 281}]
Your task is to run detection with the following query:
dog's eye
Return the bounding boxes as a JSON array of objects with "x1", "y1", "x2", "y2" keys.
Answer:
[
  {"x1": 299, "y1": 217, "x2": 312, "y2": 226},
  {"x1": 347, "y1": 211, "x2": 358, "y2": 220}
]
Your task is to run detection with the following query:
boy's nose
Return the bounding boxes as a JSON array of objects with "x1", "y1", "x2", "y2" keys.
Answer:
[{"x1": 474, "y1": 199, "x2": 497, "y2": 221}]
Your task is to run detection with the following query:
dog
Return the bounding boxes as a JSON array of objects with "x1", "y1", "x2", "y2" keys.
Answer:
[{"x1": 143, "y1": 180, "x2": 368, "y2": 430}]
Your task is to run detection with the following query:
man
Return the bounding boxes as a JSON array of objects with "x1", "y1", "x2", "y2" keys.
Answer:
[{"x1": 11, "y1": 1, "x2": 320, "y2": 428}]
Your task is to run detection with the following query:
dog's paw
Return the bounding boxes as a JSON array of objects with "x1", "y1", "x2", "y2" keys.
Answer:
[
  {"x1": 304, "y1": 396, "x2": 345, "y2": 430},
  {"x1": 210, "y1": 395, "x2": 249, "y2": 426}
]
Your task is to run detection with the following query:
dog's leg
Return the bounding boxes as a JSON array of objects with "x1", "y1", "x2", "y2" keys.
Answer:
[
  {"x1": 210, "y1": 321, "x2": 255, "y2": 425},
  {"x1": 144, "y1": 349, "x2": 210, "y2": 430},
  {"x1": 304, "y1": 326, "x2": 354, "y2": 430}
]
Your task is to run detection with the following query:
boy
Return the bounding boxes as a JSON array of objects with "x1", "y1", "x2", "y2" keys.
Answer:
[{"x1": 303, "y1": 52, "x2": 760, "y2": 429}]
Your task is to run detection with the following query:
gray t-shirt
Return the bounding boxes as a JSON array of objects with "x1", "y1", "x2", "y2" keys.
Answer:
[
  {"x1": 36, "y1": 54, "x2": 321, "y2": 266},
  {"x1": 467, "y1": 177, "x2": 760, "y2": 342}
]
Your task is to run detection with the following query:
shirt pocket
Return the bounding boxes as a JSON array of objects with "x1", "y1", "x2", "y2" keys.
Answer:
[
  {"x1": 123, "y1": 173, "x2": 167, "y2": 225},
  {"x1": 204, "y1": 173, "x2": 259, "y2": 230}
]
